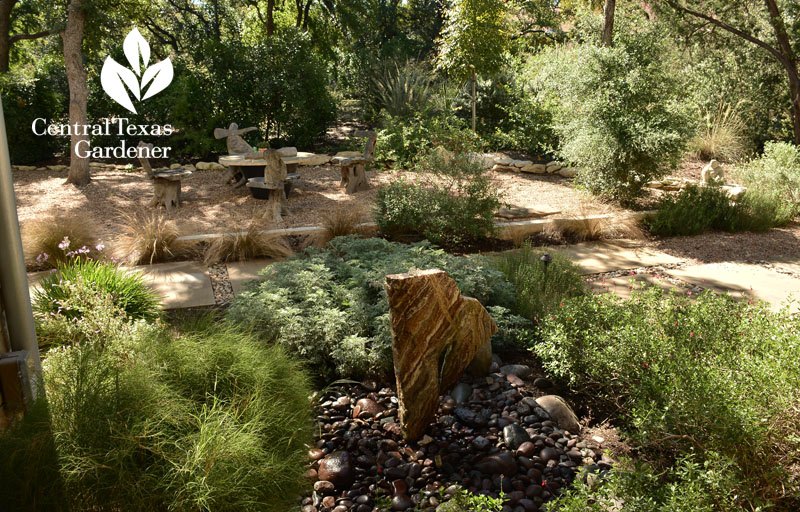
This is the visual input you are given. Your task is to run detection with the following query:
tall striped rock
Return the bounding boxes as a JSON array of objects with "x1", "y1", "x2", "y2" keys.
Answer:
[{"x1": 385, "y1": 269, "x2": 498, "y2": 441}]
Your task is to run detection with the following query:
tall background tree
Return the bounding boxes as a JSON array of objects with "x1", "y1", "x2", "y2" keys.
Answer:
[
  {"x1": 438, "y1": 0, "x2": 508, "y2": 131},
  {"x1": 663, "y1": 0, "x2": 800, "y2": 145}
]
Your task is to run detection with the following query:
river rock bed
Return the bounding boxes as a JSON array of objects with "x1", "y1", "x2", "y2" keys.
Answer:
[{"x1": 301, "y1": 364, "x2": 612, "y2": 512}]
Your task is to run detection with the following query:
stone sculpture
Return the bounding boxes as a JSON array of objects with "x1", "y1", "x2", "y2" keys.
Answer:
[
  {"x1": 385, "y1": 269, "x2": 497, "y2": 441},
  {"x1": 701, "y1": 159, "x2": 724, "y2": 184},
  {"x1": 213, "y1": 122, "x2": 258, "y2": 154}
]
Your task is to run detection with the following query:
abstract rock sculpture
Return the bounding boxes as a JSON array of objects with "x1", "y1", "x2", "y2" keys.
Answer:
[
  {"x1": 385, "y1": 269, "x2": 498, "y2": 441},
  {"x1": 213, "y1": 122, "x2": 258, "y2": 154}
]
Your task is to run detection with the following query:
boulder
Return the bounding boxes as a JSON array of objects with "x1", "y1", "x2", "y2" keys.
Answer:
[
  {"x1": 196, "y1": 161, "x2": 225, "y2": 171},
  {"x1": 301, "y1": 154, "x2": 332, "y2": 166},
  {"x1": 520, "y1": 163, "x2": 547, "y2": 174},
  {"x1": 701, "y1": 159, "x2": 724, "y2": 184},
  {"x1": 277, "y1": 146, "x2": 298, "y2": 157},
  {"x1": 511, "y1": 160, "x2": 532, "y2": 168},
  {"x1": 431, "y1": 146, "x2": 454, "y2": 165},
  {"x1": 335, "y1": 151, "x2": 362, "y2": 158},
  {"x1": 169, "y1": 163, "x2": 181, "y2": 169},
  {"x1": 491, "y1": 164, "x2": 517, "y2": 173},
  {"x1": 535, "y1": 395, "x2": 580, "y2": 433},
  {"x1": 46, "y1": 164, "x2": 67, "y2": 171},
  {"x1": 494, "y1": 157, "x2": 513, "y2": 166},
  {"x1": 558, "y1": 167, "x2": 578, "y2": 178},
  {"x1": 467, "y1": 338, "x2": 492, "y2": 376},
  {"x1": 722, "y1": 185, "x2": 747, "y2": 200},
  {"x1": 14, "y1": 165, "x2": 36, "y2": 171},
  {"x1": 545, "y1": 161, "x2": 562, "y2": 174},
  {"x1": 386, "y1": 269, "x2": 498, "y2": 440}
]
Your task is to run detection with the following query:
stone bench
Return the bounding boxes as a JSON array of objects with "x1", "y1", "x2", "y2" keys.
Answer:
[{"x1": 138, "y1": 142, "x2": 192, "y2": 211}]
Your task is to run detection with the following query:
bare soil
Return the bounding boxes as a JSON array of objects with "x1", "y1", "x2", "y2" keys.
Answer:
[{"x1": 13, "y1": 164, "x2": 622, "y2": 248}]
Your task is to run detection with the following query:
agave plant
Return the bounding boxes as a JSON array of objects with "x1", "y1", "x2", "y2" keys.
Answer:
[{"x1": 372, "y1": 60, "x2": 435, "y2": 118}]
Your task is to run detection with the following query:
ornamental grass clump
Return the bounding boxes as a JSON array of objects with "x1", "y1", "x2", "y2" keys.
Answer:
[
  {"x1": 32, "y1": 258, "x2": 160, "y2": 323},
  {"x1": 22, "y1": 214, "x2": 100, "y2": 270},
  {"x1": 2, "y1": 285, "x2": 313, "y2": 511},
  {"x1": 491, "y1": 243, "x2": 587, "y2": 324},
  {"x1": 536, "y1": 287, "x2": 800, "y2": 509}
]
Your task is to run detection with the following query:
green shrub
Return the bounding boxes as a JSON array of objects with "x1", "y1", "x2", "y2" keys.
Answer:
[
  {"x1": 647, "y1": 183, "x2": 794, "y2": 237},
  {"x1": 33, "y1": 259, "x2": 160, "y2": 323},
  {"x1": 536, "y1": 19, "x2": 693, "y2": 204},
  {"x1": 491, "y1": 243, "x2": 588, "y2": 324},
  {"x1": 6, "y1": 286, "x2": 314, "y2": 511},
  {"x1": 734, "y1": 141, "x2": 800, "y2": 217},
  {"x1": 646, "y1": 185, "x2": 735, "y2": 236},
  {"x1": 375, "y1": 150, "x2": 501, "y2": 247},
  {"x1": 536, "y1": 287, "x2": 800, "y2": 508},
  {"x1": 549, "y1": 453, "x2": 741, "y2": 512},
  {"x1": 376, "y1": 111, "x2": 482, "y2": 168},
  {"x1": 227, "y1": 236, "x2": 529, "y2": 381},
  {"x1": 1, "y1": 65, "x2": 66, "y2": 164},
  {"x1": 485, "y1": 87, "x2": 558, "y2": 157}
]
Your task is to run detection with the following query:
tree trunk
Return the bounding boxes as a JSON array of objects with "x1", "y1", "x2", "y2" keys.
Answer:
[
  {"x1": 267, "y1": 0, "x2": 275, "y2": 36},
  {"x1": 302, "y1": 0, "x2": 312, "y2": 31},
  {"x1": 63, "y1": 0, "x2": 89, "y2": 187},
  {"x1": 471, "y1": 68, "x2": 476, "y2": 133},
  {"x1": 763, "y1": 0, "x2": 800, "y2": 145},
  {"x1": 601, "y1": 0, "x2": 615, "y2": 47},
  {"x1": 0, "y1": 0, "x2": 16, "y2": 72}
]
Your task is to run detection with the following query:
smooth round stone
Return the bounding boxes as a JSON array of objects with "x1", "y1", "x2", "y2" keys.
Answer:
[
  {"x1": 503, "y1": 423, "x2": 531, "y2": 450},
  {"x1": 451, "y1": 382, "x2": 472, "y2": 404},
  {"x1": 321, "y1": 496, "x2": 336, "y2": 508},
  {"x1": 500, "y1": 364, "x2": 532, "y2": 378},
  {"x1": 313, "y1": 480, "x2": 335, "y2": 494},
  {"x1": 391, "y1": 495, "x2": 414, "y2": 510},
  {"x1": 539, "y1": 446, "x2": 559, "y2": 463},
  {"x1": 352, "y1": 398, "x2": 384, "y2": 418},
  {"x1": 533, "y1": 377, "x2": 553, "y2": 389},
  {"x1": 318, "y1": 451, "x2": 355, "y2": 489}
]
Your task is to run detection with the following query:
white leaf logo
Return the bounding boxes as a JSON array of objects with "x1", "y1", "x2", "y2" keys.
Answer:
[
  {"x1": 101, "y1": 27, "x2": 173, "y2": 114},
  {"x1": 123, "y1": 28, "x2": 149, "y2": 75}
]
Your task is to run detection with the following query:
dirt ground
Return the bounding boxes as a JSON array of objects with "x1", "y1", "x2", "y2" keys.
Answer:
[{"x1": 12, "y1": 163, "x2": 622, "y2": 247}]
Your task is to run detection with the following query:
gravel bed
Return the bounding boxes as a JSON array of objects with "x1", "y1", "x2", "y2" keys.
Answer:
[
  {"x1": 208, "y1": 263, "x2": 234, "y2": 306},
  {"x1": 302, "y1": 362, "x2": 609, "y2": 512}
]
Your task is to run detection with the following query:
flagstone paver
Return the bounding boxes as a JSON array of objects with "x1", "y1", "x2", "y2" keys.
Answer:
[
  {"x1": 665, "y1": 262, "x2": 800, "y2": 312},
  {"x1": 552, "y1": 241, "x2": 685, "y2": 275},
  {"x1": 134, "y1": 261, "x2": 215, "y2": 309},
  {"x1": 586, "y1": 274, "x2": 683, "y2": 299}
]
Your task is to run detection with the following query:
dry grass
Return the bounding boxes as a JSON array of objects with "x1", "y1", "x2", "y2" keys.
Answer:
[
  {"x1": 22, "y1": 214, "x2": 99, "y2": 269},
  {"x1": 689, "y1": 102, "x2": 752, "y2": 163},
  {"x1": 544, "y1": 202, "x2": 646, "y2": 242},
  {"x1": 309, "y1": 206, "x2": 374, "y2": 247},
  {"x1": 117, "y1": 210, "x2": 180, "y2": 265},
  {"x1": 203, "y1": 223, "x2": 293, "y2": 264}
]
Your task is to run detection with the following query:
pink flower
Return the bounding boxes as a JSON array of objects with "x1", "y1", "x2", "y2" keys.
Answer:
[{"x1": 58, "y1": 236, "x2": 70, "y2": 250}]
